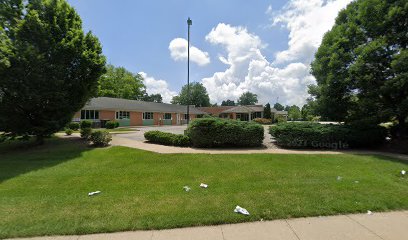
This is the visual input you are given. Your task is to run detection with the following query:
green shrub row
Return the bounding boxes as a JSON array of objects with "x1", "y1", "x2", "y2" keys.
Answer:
[
  {"x1": 144, "y1": 131, "x2": 190, "y2": 147},
  {"x1": 80, "y1": 120, "x2": 92, "y2": 129},
  {"x1": 67, "y1": 122, "x2": 80, "y2": 131},
  {"x1": 269, "y1": 122, "x2": 387, "y2": 149},
  {"x1": 185, "y1": 118, "x2": 264, "y2": 148},
  {"x1": 105, "y1": 121, "x2": 119, "y2": 129}
]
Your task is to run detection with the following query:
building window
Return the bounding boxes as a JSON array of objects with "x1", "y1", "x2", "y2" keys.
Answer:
[
  {"x1": 164, "y1": 113, "x2": 172, "y2": 120},
  {"x1": 184, "y1": 114, "x2": 190, "y2": 120},
  {"x1": 143, "y1": 112, "x2": 154, "y2": 120},
  {"x1": 116, "y1": 111, "x2": 130, "y2": 119},
  {"x1": 251, "y1": 112, "x2": 262, "y2": 119},
  {"x1": 81, "y1": 110, "x2": 99, "y2": 120}
]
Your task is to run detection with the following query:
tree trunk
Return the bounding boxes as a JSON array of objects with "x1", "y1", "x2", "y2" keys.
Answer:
[{"x1": 396, "y1": 115, "x2": 407, "y2": 139}]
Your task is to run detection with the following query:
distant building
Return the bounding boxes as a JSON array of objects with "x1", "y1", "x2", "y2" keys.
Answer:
[{"x1": 198, "y1": 105, "x2": 288, "y2": 121}]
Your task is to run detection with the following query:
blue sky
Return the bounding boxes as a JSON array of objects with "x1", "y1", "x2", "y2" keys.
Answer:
[{"x1": 67, "y1": 0, "x2": 352, "y2": 105}]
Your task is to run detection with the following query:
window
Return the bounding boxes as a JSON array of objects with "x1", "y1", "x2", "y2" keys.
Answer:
[
  {"x1": 184, "y1": 114, "x2": 190, "y2": 120},
  {"x1": 143, "y1": 112, "x2": 154, "y2": 119},
  {"x1": 81, "y1": 110, "x2": 99, "y2": 120},
  {"x1": 116, "y1": 111, "x2": 130, "y2": 119},
  {"x1": 251, "y1": 112, "x2": 262, "y2": 119},
  {"x1": 164, "y1": 113, "x2": 172, "y2": 120}
]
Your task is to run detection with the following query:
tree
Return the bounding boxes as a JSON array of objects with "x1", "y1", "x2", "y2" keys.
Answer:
[
  {"x1": 288, "y1": 105, "x2": 301, "y2": 121},
  {"x1": 221, "y1": 99, "x2": 235, "y2": 106},
  {"x1": 264, "y1": 103, "x2": 272, "y2": 119},
  {"x1": 237, "y1": 92, "x2": 258, "y2": 105},
  {"x1": 171, "y1": 82, "x2": 210, "y2": 107},
  {"x1": 273, "y1": 103, "x2": 284, "y2": 111},
  {"x1": 142, "y1": 93, "x2": 162, "y2": 103},
  {"x1": 301, "y1": 98, "x2": 318, "y2": 121},
  {"x1": 310, "y1": 0, "x2": 408, "y2": 137},
  {"x1": 98, "y1": 64, "x2": 145, "y2": 100},
  {"x1": 284, "y1": 105, "x2": 290, "y2": 112},
  {"x1": 0, "y1": 0, "x2": 106, "y2": 143}
]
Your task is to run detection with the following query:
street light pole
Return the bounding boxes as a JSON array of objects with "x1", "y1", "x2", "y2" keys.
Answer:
[{"x1": 186, "y1": 17, "x2": 192, "y2": 125}]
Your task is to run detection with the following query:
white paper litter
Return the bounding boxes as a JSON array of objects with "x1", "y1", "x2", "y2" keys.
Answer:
[
  {"x1": 183, "y1": 186, "x2": 191, "y2": 192},
  {"x1": 354, "y1": 181, "x2": 359, "y2": 183},
  {"x1": 337, "y1": 176, "x2": 342, "y2": 181},
  {"x1": 401, "y1": 170, "x2": 406, "y2": 175},
  {"x1": 88, "y1": 191, "x2": 101, "y2": 196},
  {"x1": 367, "y1": 210, "x2": 373, "y2": 215},
  {"x1": 200, "y1": 183, "x2": 208, "y2": 188},
  {"x1": 234, "y1": 205, "x2": 250, "y2": 215}
]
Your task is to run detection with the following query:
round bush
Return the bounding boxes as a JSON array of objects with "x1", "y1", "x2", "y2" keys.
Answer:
[
  {"x1": 65, "y1": 128, "x2": 73, "y2": 136},
  {"x1": 185, "y1": 118, "x2": 264, "y2": 148},
  {"x1": 144, "y1": 131, "x2": 191, "y2": 147},
  {"x1": 80, "y1": 128, "x2": 92, "y2": 139},
  {"x1": 80, "y1": 120, "x2": 92, "y2": 129},
  {"x1": 67, "y1": 122, "x2": 80, "y2": 131},
  {"x1": 105, "y1": 121, "x2": 119, "y2": 129},
  {"x1": 89, "y1": 130, "x2": 112, "y2": 147}
]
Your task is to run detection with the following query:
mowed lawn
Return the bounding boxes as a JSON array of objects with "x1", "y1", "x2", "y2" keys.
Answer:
[{"x1": 0, "y1": 138, "x2": 407, "y2": 238}]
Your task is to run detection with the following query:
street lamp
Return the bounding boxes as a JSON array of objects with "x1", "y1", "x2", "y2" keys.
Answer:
[{"x1": 186, "y1": 17, "x2": 192, "y2": 124}]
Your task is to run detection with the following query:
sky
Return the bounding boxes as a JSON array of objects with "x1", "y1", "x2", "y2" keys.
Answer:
[{"x1": 66, "y1": 0, "x2": 353, "y2": 105}]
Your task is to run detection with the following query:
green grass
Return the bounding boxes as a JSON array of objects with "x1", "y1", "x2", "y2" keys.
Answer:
[{"x1": 0, "y1": 138, "x2": 407, "y2": 238}]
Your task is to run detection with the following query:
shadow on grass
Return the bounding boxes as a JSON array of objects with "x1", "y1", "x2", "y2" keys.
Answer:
[{"x1": 0, "y1": 136, "x2": 91, "y2": 183}]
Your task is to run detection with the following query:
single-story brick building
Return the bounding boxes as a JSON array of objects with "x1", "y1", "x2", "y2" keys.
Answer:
[
  {"x1": 73, "y1": 97, "x2": 207, "y2": 127},
  {"x1": 198, "y1": 105, "x2": 288, "y2": 121}
]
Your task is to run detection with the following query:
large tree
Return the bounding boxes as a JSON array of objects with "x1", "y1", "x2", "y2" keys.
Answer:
[
  {"x1": 264, "y1": 103, "x2": 272, "y2": 119},
  {"x1": 288, "y1": 105, "x2": 301, "y2": 121},
  {"x1": 221, "y1": 99, "x2": 235, "y2": 106},
  {"x1": 237, "y1": 92, "x2": 258, "y2": 105},
  {"x1": 0, "y1": 0, "x2": 106, "y2": 142},
  {"x1": 142, "y1": 93, "x2": 162, "y2": 103},
  {"x1": 171, "y1": 82, "x2": 210, "y2": 107},
  {"x1": 310, "y1": 0, "x2": 408, "y2": 137},
  {"x1": 273, "y1": 103, "x2": 284, "y2": 111},
  {"x1": 98, "y1": 64, "x2": 145, "y2": 100}
]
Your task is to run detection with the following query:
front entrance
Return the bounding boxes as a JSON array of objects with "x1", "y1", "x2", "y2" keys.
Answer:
[{"x1": 236, "y1": 113, "x2": 249, "y2": 121}]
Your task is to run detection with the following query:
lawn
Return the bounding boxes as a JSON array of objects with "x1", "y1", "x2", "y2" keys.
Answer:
[{"x1": 0, "y1": 138, "x2": 407, "y2": 238}]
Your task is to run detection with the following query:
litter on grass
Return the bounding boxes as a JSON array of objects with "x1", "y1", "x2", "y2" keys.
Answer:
[
  {"x1": 367, "y1": 210, "x2": 373, "y2": 215},
  {"x1": 234, "y1": 205, "x2": 250, "y2": 215},
  {"x1": 200, "y1": 183, "x2": 208, "y2": 188},
  {"x1": 337, "y1": 176, "x2": 342, "y2": 181},
  {"x1": 88, "y1": 191, "x2": 101, "y2": 196},
  {"x1": 183, "y1": 186, "x2": 191, "y2": 192},
  {"x1": 401, "y1": 170, "x2": 406, "y2": 176},
  {"x1": 354, "y1": 180, "x2": 359, "y2": 183}
]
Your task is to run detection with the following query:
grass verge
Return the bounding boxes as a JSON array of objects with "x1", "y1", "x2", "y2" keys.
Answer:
[{"x1": 0, "y1": 138, "x2": 407, "y2": 238}]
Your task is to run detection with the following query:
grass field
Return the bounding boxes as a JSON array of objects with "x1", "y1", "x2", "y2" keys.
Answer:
[{"x1": 0, "y1": 138, "x2": 407, "y2": 238}]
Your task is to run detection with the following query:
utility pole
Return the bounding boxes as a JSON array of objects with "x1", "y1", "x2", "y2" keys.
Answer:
[{"x1": 186, "y1": 17, "x2": 192, "y2": 124}]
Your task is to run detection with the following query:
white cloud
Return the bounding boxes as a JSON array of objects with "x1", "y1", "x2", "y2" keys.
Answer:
[
  {"x1": 169, "y1": 38, "x2": 210, "y2": 66},
  {"x1": 139, "y1": 72, "x2": 177, "y2": 103},
  {"x1": 201, "y1": 0, "x2": 351, "y2": 106},
  {"x1": 272, "y1": 0, "x2": 352, "y2": 64}
]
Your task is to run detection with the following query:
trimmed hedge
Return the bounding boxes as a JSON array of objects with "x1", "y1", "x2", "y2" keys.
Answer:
[
  {"x1": 67, "y1": 122, "x2": 80, "y2": 131},
  {"x1": 65, "y1": 128, "x2": 73, "y2": 136},
  {"x1": 105, "y1": 121, "x2": 119, "y2": 129},
  {"x1": 89, "y1": 130, "x2": 112, "y2": 147},
  {"x1": 144, "y1": 131, "x2": 191, "y2": 147},
  {"x1": 185, "y1": 118, "x2": 264, "y2": 148},
  {"x1": 269, "y1": 122, "x2": 387, "y2": 149},
  {"x1": 80, "y1": 120, "x2": 92, "y2": 129},
  {"x1": 80, "y1": 128, "x2": 92, "y2": 139}
]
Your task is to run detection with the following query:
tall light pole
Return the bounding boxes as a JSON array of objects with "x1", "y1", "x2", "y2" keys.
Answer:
[{"x1": 186, "y1": 17, "x2": 192, "y2": 124}]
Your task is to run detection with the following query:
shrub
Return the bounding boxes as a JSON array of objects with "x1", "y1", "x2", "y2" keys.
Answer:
[
  {"x1": 80, "y1": 120, "x2": 92, "y2": 129},
  {"x1": 144, "y1": 131, "x2": 191, "y2": 147},
  {"x1": 185, "y1": 118, "x2": 264, "y2": 148},
  {"x1": 89, "y1": 130, "x2": 112, "y2": 147},
  {"x1": 274, "y1": 115, "x2": 287, "y2": 123},
  {"x1": 65, "y1": 128, "x2": 73, "y2": 136},
  {"x1": 67, "y1": 122, "x2": 80, "y2": 131},
  {"x1": 269, "y1": 122, "x2": 387, "y2": 149},
  {"x1": 253, "y1": 118, "x2": 272, "y2": 125},
  {"x1": 80, "y1": 128, "x2": 92, "y2": 139},
  {"x1": 105, "y1": 120, "x2": 119, "y2": 129}
]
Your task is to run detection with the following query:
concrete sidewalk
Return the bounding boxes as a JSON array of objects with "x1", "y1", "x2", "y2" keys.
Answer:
[{"x1": 10, "y1": 211, "x2": 408, "y2": 240}]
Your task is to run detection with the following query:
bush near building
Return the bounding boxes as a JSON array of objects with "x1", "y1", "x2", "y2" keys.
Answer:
[
  {"x1": 67, "y1": 122, "x2": 80, "y2": 131},
  {"x1": 186, "y1": 118, "x2": 264, "y2": 148},
  {"x1": 270, "y1": 122, "x2": 387, "y2": 149},
  {"x1": 105, "y1": 121, "x2": 119, "y2": 129},
  {"x1": 144, "y1": 131, "x2": 190, "y2": 147},
  {"x1": 253, "y1": 118, "x2": 272, "y2": 125},
  {"x1": 89, "y1": 130, "x2": 112, "y2": 147}
]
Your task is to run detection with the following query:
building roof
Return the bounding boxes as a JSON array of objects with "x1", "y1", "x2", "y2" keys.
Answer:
[
  {"x1": 197, "y1": 106, "x2": 234, "y2": 115},
  {"x1": 82, "y1": 97, "x2": 207, "y2": 114}
]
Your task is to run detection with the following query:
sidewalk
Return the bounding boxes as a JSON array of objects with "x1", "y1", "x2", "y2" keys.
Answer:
[{"x1": 10, "y1": 211, "x2": 408, "y2": 240}]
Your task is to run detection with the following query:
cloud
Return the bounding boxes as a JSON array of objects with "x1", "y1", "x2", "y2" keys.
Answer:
[
  {"x1": 139, "y1": 72, "x2": 177, "y2": 103},
  {"x1": 271, "y1": 0, "x2": 352, "y2": 64},
  {"x1": 201, "y1": 0, "x2": 351, "y2": 106},
  {"x1": 169, "y1": 38, "x2": 210, "y2": 66}
]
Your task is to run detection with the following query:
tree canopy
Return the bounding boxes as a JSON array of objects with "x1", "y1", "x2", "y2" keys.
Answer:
[
  {"x1": 98, "y1": 64, "x2": 146, "y2": 100},
  {"x1": 273, "y1": 103, "x2": 284, "y2": 111},
  {"x1": 310, "y1": 0, "x2": 408, "y2": 136},
  {"x1": 171, "y1": 82, "x2": 210, "y2": 107},
  {"x1": 0, "y1": 0, "x2": 106, "y2": 142},
  {"x1": 288, "y1": 105, "x2": 301, "y2": 121},
  {"x1": 221, "y1": 99, "x2": 235, "y2": 106},
  {"x1": 237, "y1": 92, "x2": 258, "y2": 105},
  {"x1": 142, "y1": 93, "x2": 162, "y2": 103},
  {"x1": 264, "y1": 103, "x2": 272, "y2": 119}
]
